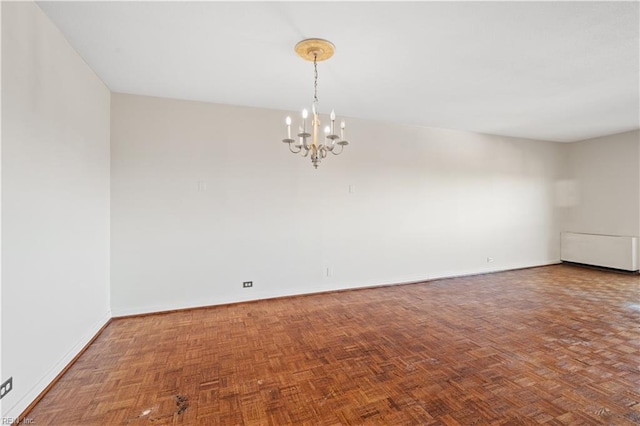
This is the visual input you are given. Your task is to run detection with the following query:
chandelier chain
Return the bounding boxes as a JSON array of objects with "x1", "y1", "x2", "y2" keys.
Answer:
[{"x1": 313, "y1": 54, "x2": 318, "y2": 105}]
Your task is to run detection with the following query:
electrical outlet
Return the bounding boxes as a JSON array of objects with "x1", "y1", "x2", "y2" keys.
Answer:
[
  {"x1": 0, "y1": 377, "x2": 13, "y2": 399},
  {"x1": 243, "y1": 281, "x2": 253, "y2": 288}
]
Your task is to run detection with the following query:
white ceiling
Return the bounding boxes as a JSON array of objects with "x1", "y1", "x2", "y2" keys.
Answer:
[{"x1": 37, "y1": 1, "x2": 639, "y2": 142}]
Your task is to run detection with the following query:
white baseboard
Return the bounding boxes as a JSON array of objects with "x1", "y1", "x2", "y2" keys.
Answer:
[{"x1": 111, "y1": 261, "x2": 561, "y2": 317}]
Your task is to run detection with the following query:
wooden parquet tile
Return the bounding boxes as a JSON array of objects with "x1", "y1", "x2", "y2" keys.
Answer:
[{"x1": 26, "y1": 265, "x2": 640, "y2": 425}]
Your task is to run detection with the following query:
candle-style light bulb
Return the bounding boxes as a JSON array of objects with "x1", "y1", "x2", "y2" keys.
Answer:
[
  {"x1": 317, "y1": 125, "x2": 327, "y2": 147},
  {"x1": 330, "y1": 110, "x2": 336, "y2": 135},
  {"x1": 340, "y1": 120, "x2": 346, "y2": 140},
  {"x1": 302, "y1": 109, "x2": 308, "y2": 133},
  {"x1": 286, "y1": 116, "x2": 291, "y2": 139}
]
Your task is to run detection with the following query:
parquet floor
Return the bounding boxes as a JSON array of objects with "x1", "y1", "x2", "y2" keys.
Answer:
[{"x1": 26, "y1": 265, "x2": 640, "y2": 425}]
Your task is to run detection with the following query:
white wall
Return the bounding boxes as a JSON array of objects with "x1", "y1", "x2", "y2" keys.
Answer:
[
  {"x1": 111, "y1": 93, "x2": 563, "y2": 316},
  {"x1": 563, "y1": 130, "x2": 640, "y2": 236},
  {"x1": 561, "y1": 130, "x2": 640, "y2": 265},
  {"x1": 1, "y1": 2, "x2": 111, "y2": 419}
]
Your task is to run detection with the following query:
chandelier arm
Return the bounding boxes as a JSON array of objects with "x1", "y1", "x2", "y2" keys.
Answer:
[
  {"x1": 330, "y1": 144, "x2": 344, "y2": 155},
  {"x1": 288, "y1": 144, "x2": 302, "y2": 154}
]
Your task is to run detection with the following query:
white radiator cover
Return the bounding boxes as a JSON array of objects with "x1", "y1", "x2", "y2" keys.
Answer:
[{"x1": 561, "y1": 232, "x2": 639, "y2": 272}]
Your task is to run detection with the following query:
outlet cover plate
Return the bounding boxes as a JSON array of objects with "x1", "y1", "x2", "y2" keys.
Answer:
[{"x1": 0, "y1": 377, "x2": 13, "y2": 400}]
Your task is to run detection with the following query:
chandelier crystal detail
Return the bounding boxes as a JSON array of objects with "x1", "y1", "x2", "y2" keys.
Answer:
[{"x1": 282, "y1": 39, "x2": 349, "y2": 169}]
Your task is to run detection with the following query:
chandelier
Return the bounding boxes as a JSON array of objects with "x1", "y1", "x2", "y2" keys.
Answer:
[{"x1": 282, "y1": 39, "x2": 349, "y2": 169}]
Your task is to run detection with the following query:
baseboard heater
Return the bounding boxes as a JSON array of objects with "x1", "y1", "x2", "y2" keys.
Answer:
[{"x1": 561, "y1": 232, "x2": 639, "y2": 272}]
